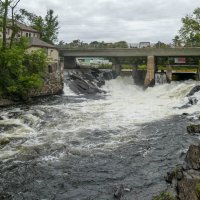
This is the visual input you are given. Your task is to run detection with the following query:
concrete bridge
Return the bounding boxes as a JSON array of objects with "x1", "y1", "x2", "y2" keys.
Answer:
[{"x1": 59, "y1": 47, "x2": 200, "y2": 87}]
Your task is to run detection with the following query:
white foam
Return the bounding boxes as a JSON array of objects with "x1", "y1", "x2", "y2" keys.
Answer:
[{"x1": 1, "y1": 77, "x2": 200, "y2": 158}]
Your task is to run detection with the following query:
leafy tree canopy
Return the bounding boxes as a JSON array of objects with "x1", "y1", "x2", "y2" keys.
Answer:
[
  {"x1": 0, "y1": 2, "x2": 49, "y2": 100},
  {"x1": 19, "y1": 8, "x2": 59, "y2": 44},
  {"x1": 177, "y1": 7, "x2": 200, "y2": 46}
]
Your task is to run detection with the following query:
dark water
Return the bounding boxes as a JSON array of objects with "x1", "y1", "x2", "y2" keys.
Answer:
[{"x1": 0, "y1": 77, "x2": 199, "y2": 200}]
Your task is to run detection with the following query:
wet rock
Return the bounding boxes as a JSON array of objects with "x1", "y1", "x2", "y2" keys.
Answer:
[
  {"x1": 187, "y1": 85, "x2": 200, "y2": 97},
  {"x1": 177, "y1": 178, "x2": 200, "y2": 200},
  {"x1": 0, "y1": 124, "x2": 20, "y2": 133},
  {"x1": 0, "y1": 138, "x2": 10, "y2": 146},
  {"x1": 67, "y1": 69, "x2": 115, "y2": 95},
  {"x1": 0, "y1": 192, "x2": 13, "y2": 200},
  {"x1": 165, "y1": 166, "x2": 183, "y2": 183},
  {"x1": 188, "y1": 97, "x2": 198, "y2": 105},
  {"x1": 185, "y1": 145, "x2": 200, "y2": 170},
  {"x1": 68, "y1": 73, "x2": 105, "y2": 94},
  {"x1": 103, "y1": 71, "x2": 117, "y2": 80},
  {"x1": 114, "y1": 184, "x2": 124, "y2": 199},
  {"x1": 182, "y1": 113, "x2": 189, "y2": 116},
  {"x1": 7, "y1": 111, "x2": 22, "y2": 119},
  {"x1": 165, "y1": 171, "x2": 175, "y2": 184},
  {"x1": 177, "y1": 170, "x2": 184, "y2": 181},
  {"x1": 187, "y1": 124, "x2": 200, "y2": 134},
  {"x1": 0, "y1": 116, "x2": 4, "y2": 120}
]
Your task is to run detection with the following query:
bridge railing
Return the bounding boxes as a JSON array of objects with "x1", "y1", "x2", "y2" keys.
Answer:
[{"x1": 58, "y1": 42, "x2": 200, "y2": 49}]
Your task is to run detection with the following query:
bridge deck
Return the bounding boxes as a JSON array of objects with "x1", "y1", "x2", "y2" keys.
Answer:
[{"x1": 60, "y1": 48, "x2": 200, "y2": 57}]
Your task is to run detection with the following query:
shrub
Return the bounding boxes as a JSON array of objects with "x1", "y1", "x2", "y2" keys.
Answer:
[{"x1": 0, "y1": 37, "x2": 48, "y2": 100}]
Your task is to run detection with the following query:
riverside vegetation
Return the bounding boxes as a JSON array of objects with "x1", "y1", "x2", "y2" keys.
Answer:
[
  {"x1": 0, "y1": 0, "x2": 59, "y2": 101},
  {"x1": 0, "y1": 37, "x2": 47, "y2": 100}
]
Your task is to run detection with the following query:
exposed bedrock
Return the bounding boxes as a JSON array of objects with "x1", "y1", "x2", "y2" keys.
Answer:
[
  {"x1": 163, "y1": 144, "x2": 200, "y2": 200},
  {"x1": 67, "y1": 68, "x2": 116, "y2": 94}
]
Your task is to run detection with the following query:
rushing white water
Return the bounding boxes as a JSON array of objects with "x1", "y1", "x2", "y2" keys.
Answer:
[
  {"x1": 155, "y1": 73, "x2": 167, "y2": 85},
  {"x1": 0, "y1": 76, "x2": 199, "y2": 160},
  {"x1": 1, "y1": 76, "x2": 200, "y2": 200}
]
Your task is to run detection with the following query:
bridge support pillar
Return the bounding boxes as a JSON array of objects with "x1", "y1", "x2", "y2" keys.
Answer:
[
  {"x1": 112, "y1": 58, "x2": 121, "y2": 76},
  {"x1": 112, "y1": 64, "x2": 121, "y2": 76},
  {"x1": 166, "y1": 64, "x2": 172, "y2": 83},
  {"x1": 197, "y1": 66, "x2": 200, "y2": 80},
  {"x1": 64, "y1": 56, "x2": 78, "y2": 69},
  {"x1": 144, "y1": 56, "x2": 155, "y2": 87}
]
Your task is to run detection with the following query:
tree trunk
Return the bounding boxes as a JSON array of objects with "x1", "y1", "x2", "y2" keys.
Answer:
[{"x1": 2, "y1": 0, "x2": 9, "y2": 49}]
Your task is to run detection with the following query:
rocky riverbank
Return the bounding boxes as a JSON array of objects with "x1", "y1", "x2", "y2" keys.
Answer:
[
  {"x1": 153, "y1": 85, "x2": 200, "y2": 200},
  {"x1": 1, "y1": 78, "x2": 200, "y2": 200},
  {"x1": 0, "y1": 74, "x2": 64, "y2": 107},
  {"x1": 0, "y1": 68, "x2": 116, "y2": 107}
]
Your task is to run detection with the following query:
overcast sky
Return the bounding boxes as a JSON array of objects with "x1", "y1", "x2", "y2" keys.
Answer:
[{"x1": 19, "y1": 0, "x2": 200, "y2": 43}]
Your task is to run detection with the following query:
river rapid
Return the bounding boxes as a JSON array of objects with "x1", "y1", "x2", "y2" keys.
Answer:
[{"x1": 0, "y1": 74, "x2": 200, "y2": 200}]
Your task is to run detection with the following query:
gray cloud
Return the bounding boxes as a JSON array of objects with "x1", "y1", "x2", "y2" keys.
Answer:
[{"x1": 19, "y1": 0, "x2": 200, "y2": 43}]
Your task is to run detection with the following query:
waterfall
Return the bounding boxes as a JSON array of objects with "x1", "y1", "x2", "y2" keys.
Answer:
[{"x1": 155, "y1": 72, "x2": 167, "y2": 85}]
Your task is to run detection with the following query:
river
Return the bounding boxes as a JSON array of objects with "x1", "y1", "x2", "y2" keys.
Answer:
[{"x1": 0, "y1": 74, "x2": 200, "y2": 200}]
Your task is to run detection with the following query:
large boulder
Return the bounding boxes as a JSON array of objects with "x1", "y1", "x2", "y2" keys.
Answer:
[
  {"x1": 188, "y1": 97, "x2": 198, "y2": 105},
  {"x1": 67, "y1": 69, "x2": 115, "y2": 95},
  {"x1": 68, "y1": 74, "x2": 105, "y2": 94},
  {"x1": 187, "y1": 124, "x2": 200, "y2": 134},
  {"x1": 187, "y1": 85, "x2": 200, "y2": 97},
  {"x1": 185, "y1": 145, "x2": 200, "y2": 170},
  {"x1": 177, "y1": 178, "x2": 200, "y2": 200},
  {"x1": 163, "y1": 144, "x2": 200, "y2": 200}
]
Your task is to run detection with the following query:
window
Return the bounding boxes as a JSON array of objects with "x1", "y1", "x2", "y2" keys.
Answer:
[
  {"x1": 29, "y1": 33, "x2": 31, "y2": 37},
  {"x1": 26, "y1": 33, "x2": 29, "y2": 37},
  {"x1": 49, "y1": 49, "x2": 53, "y2": 55},
  {"x1": 54, "y1": 63, "x2": 57, "y2": 71},
  {"x1": 48, "y1": 65, "x2": 53, "y2": 73}
]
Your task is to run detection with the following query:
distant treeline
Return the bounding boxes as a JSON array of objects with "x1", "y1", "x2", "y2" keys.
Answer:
[{"x1": 58, "y1": 40, "x2": 173, "y2": 48}]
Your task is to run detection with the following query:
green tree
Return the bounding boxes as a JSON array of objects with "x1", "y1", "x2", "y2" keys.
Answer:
[
  {"x1": 43, "y1": 9, "x2": 59, "y2": 44},
  {"x1": 154, "y1": 41, "x2": 170, "y2": 48},
  {"x1": 19, "y1": 9, "x2": 59, "y2": 44},
  {"x1": 114, "y1": 41, "x2": 128, "y2": 48},
  {"x1": 0, "y1": 37, "x2": 48, "y2": 99},
  {"x1": 178, "y1": 7, "x2": 200, "y2": 46},
  {"x1": 0, "y1": 0, "x2": 22, "y2": 49},
  {"x1": 172, "y1": 35, "x2": 182, "y2": 47},
  {"x1": 0, "y1": 1, "x2": 49, "y2": 100}
]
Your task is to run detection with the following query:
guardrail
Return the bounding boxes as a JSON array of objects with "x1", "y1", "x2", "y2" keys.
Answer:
[{"x1": 58, "y1": 42, "x2": 200, "y2": 49}]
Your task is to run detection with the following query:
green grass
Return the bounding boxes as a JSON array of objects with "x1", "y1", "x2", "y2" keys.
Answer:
[
  {"x1": 122, "y1": 64, "x2": 198, "y2": 70},
  {"x1": 152, "y1": 192, "x2": 176, "y2": 200},
  {"x1": 195, "y1": 182, "x2": 200, "y2": 198}
]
